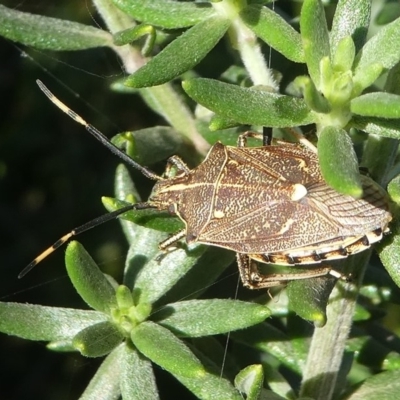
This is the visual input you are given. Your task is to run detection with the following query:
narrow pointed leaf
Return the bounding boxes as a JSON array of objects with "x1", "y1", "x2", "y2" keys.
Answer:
[
  {"x1": 183, "y1": 78, "x2": 315, "y2": 127},
  {"x1": 125, "y1": 16, "x2": 230, "y2": 88},
  {"x1": 79, "y1": 345, "x2": 123, "y2": 400},
  {"x1": 120, "y1": 345, "x2": 159, "y2": 400},
  {"x1": 0, "y1": 302, "x2": 106, "y2": 341},
  {"x1": 112, "y1": 0, "x2": 214, "y2": 29},
  {"x1": 318, "y1": 126, "x2": 362, "y2": 197},
  {"x1": 156, "y1": 299, "x2": 270, "y2": 337},
  {"x1": 131, "y1": 321, "x2": 205, "y2": 378},
  {"x1": 102, "y1": 197, "x2": 184, "y2": 233},
  {"x1": 300, "y1": 0, "x2": 330, "y2": 88},
  {"x1": 350, "y1": 116, "x2": 400, "y2": 140},
  {"x1": 73, "y1": 321, "x2": 124, "y2": 357},
  {"x1": 132, "y1": 321, "x2": 242, "y2": 399},
  {"x1": 0, "y1": 4, "x2": 112, "y2": 50},
  {"x1": 330, "y1": 0, "x2": 370, "y2": 54},
  {"x1": 351, "y1": 92, "x2": 400, "y2": 118},
  {"x1": 354, "y1": 17, "x2": 400, "y2": 79},
  {"x1": 65, "y1": 241, "x2": 116, "y2": 313},
  {"x1": 240, "y1": 5, "x2": 304, "y2": 63}
]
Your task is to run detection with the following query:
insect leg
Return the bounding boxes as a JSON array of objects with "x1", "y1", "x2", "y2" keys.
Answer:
[
  {"x1": 262, "y1": 127, "x2": 273, "y2": 146},
  {"x1": 165, "y1": 155, "x2": 190, "y2": 176},
  {"x1": 237, "y1": 131, "x2": 264, "y2": 147},
  {"x1": 236, "y1": 253, "x2": 344, "y2": 289},
  {"x1": 159, "y1": 229, "x2": 186, "y2": 251}
]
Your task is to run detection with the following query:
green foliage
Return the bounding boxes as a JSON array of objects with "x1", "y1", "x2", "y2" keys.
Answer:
[{"x1": 2, "y1": 0, "x2": 400, "y2": 399}]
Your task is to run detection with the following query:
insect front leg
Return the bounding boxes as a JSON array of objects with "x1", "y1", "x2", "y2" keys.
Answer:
[
  {"x1": 158, "y1": 229, "x2": 186, "y2": 252},
  {"x1": 165, "y1": 155, "x2": 190, "y2": 177},
  {"x1": 236, "y1": 253, "x2": 342, "y2": 289}
]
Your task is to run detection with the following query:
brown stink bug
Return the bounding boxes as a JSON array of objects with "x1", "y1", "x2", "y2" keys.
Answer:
[{"x1": 20, "y1": 80, "x2": 392, "y2": 289}]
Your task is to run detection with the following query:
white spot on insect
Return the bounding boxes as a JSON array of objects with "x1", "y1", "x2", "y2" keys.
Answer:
[
  {"x1": 278, "y1": 218, "x2": 295, "y2": 235},
  {"x1": 214, "y1": 210, "x2": 225, "y2": 219},
  {"x1": 291, "y1": 183, "x2": 307, "y2": 201}
]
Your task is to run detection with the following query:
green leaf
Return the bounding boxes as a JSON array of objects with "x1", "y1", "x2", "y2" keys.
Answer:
[
  {"x1": 79, "y1": 345, "x2": 123, "y2": 400},
  {"x1": 300, "y1": 0, "x2": 330, "y2": 88},
  {"x1": 317, "y1": 126, "x2": 362, "y2": 197},
  {"x1": 330, "y1": 0, "x2": 370, "y2": 55},
  {"x1": 234, "y1": 364, "x2": 264, "y2": 400},
  {"x1": 295, "y1": 75, "x2": 331, "y2": 113},
  {"x1": 287, "y1": 275, "x2": 337, "y2": 326},
  {"x1": 183, "y1": 78, "x2": 315, "y2": 127},
  {"x1": 343, "y1": 370, "x2": 400, "y2": 400},
  {"x1": 65, "y1": 241, "x2": 117, "y2": 313},
  {"x1": 240, "y1": 5, "x2": 305, "y2": 63},
  {"x1": 156, "y1": 299, "x2": 270, "y2": 337},
  {"x1": 332, "y1": 36, "x2": 356, "y2": 72},
  {"x1": 132, "y1": 321, "x2": 242, "y2": 399},
  {"x1": 352, "y1": 62, "x2": 384, "y2": 95},
  {"x1": 0, "y1": 302, "x2": 106, "y2": 341},
  {"x1": 134, "y1": 244, "x2": 207, "y2": 305},
  {"x1": 113, "y1": 24, "x2": 156, "y2": 56},
  {"x1": 208, "y1": 115, "x2": 242, "y2": 133},
  {"x1": 120, "y1": 345, "x2": 159, "y2": 400},
  {"x1": 361, "y1": 134, "x2": 398, "y2": 185},
  {"x1": 388, "y1": 174, "x2": 400, "y2": 205},
  {"x1": 73, "y1": 321, "x2": 124, "y2": 357},
  {"x1": 351, "y1": 92, "x2": 400, "y2": 118},
  {"x1": 350, "y1": 116, "x2": 400, "y2": 140},
  {"x1": 0, "y1": 4, "x2": 112, "y2": 50},
  {"x1": 157, "y1": 247, "x2": 235, "y2": 305},
  {"x1": 112, "y1": 126, "x2": 183, "y2": 165},
  {"x1": 354, "y1": 16, "x2": 400, "y2": 79},
  {"x1": 232, "y1": 322, "x2": 305, "y2": 373},
  {"x1": 113, "y1": 164, "x2": 144, "y2": 245},
  {"x1": 376, "y1": 1, "x2": 400, "y2": 25},
  {"x1": 123, "y1": 228, "x2": 167, "y2": 290},
  {"x1": 379, "y1": 225, "x2": 400, "y2": 289},
  {"x1": 131, "y1": 321, "x2": 205, "y2": 378},
  {"x1": 125, "y1": 16, "x2": 230, "y2": 88},
  {"x1": 102, "y1": 197, "x2": 184, "y2": 233},
  {"x1": 112, "y1": 0, "x2": 214, "y2": 29}
]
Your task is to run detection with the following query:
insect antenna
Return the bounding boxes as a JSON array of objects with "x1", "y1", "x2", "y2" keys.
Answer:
[
  {"x1": 20, "y1": 81, "x2": 163, "y2": 278},
  {"x1": 36, "y1": 80, "x2": 163, "y2": 181},
  {"x1": 19, "y1": 202, "x2": 155, "y2": 279}
]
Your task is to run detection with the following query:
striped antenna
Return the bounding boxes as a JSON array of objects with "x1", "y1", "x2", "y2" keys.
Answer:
[
  {"x1": 36, "y1": 80, "x2": 163, "y2": 181},
  {"x1": 19, "y1": 81, "x2": 163, "y2": 277}
]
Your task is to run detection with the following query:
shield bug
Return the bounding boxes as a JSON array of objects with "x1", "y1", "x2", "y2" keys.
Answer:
[{"x1": 20, "y1": 80, "x2": 392, "y2": 289}]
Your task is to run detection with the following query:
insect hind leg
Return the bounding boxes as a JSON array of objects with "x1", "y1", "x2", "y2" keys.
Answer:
[{"x1": 236, "y1": 253, "x2": 345, "y2": 289}]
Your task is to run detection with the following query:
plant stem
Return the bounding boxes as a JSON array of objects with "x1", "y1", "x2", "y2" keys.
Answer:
[
  {"x1": 91, "y1": 0, "x2": 209, "y2": 155},
  {"x1": 300, "y1": 252, "x2": 370, "y2": 399},
  {"x1": 213, "y1": 0, "x2": 278, "y2": 90}
]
